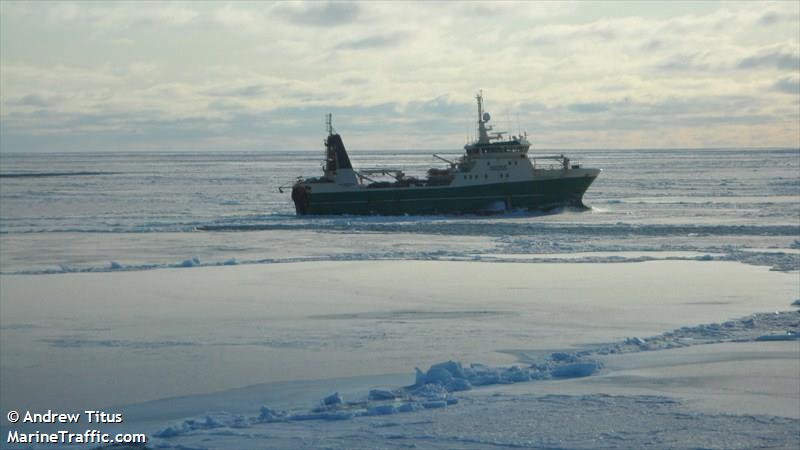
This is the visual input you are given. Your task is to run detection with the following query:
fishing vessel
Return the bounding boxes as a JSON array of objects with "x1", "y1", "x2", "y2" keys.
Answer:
[{"x1": 287, "y1": 92, "x2": 600, "y2": 215}]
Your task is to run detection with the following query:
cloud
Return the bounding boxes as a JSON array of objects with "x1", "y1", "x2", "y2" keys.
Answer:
[
  {"x1": 528, "y1": 22, "x2": 619, "y2": 46},
  {"x1": 758, "y1": 8, "x2": 800, "y2": 26},
  {"x1": 771, "y1": 76, "x2": 800, "y2": 95},
  {"x1": 640, "y1": 40, "x2": 663, "y2": 52},
  {"x1": 654, "y1": 53, "x2": 714, "y2": 72},
  {"x1": 653, "y1": 44, "x2": 800, "y2": 74},
  {"x1": 275, "y1": 1, "x2": 360, "y2": 27},
  {"x1": 396, "y1": 95, "x2": 469, "y2": 120},
  {"x1": 340, "y1": 77, "x2": 369, "y2": 86},
  {"x1": 39, "y1": 2, "x2": 201, "y2": 29},
  {"x1": 204, "y1": 84, "x2": 267, "y2": 98},
  {"x1": 567, "y1": 102, "x2": 610, "y2": 113},
  {"x1": 335, "y1": 32, "x2": 408, "y2": 50},
  {"x1": 213, "y1": 5, "x2": 261, "y2": 30},
  {"x1": 516, "y1": 95, "x2": 781, "y2": 133},
  {"x1": 207, "y1": 99, "x2": 245, "y2": 111},
  {"x1": 759, "y1": 11, "x2": 782, "y2": 26},
  {"x1": 12, "y1": 94, "x2": 54, "y2": 107},
  {"x1": 737, "y1": 46, "x2": 800, "y2": 71},
  {"x1": 1, "y1": 2, "x2": 798, "y2": 151}
]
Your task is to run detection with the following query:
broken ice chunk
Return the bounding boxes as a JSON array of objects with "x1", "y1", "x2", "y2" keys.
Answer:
[
  {"x1": 369, "y1": 388, "x2": 400, "y2": 401},
  {"x1": 551, "y1": 361, "x2": 601, "y2": 378},
  {"x1": 322, "y1": 392, "x2": 343, "y2": 407}
]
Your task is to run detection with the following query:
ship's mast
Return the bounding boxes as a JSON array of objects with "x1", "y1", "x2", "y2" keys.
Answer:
[
  {"x1": 476, "y1": 91, "x2": 491, "y2": 144},
  {"x1": 326, "y1": 113, "x2": 335, "y2": 136},
  {"x1": 477, "y1": 91, "x2": 483, "y2": 123},
  {"x1": 324, "y1": 113, "x2": 335, "y2": 177}
]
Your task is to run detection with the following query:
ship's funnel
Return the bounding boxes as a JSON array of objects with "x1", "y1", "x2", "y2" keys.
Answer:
[{"x1": 327, "y1": 134, "x2": 352, "y2": 170}]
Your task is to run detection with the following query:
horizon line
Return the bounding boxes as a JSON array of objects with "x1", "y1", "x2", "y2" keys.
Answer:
[{"x1": 1, "y1": 146, "x2": 799, "y2": 156}]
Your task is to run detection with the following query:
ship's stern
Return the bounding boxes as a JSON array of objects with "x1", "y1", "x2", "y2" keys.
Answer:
[{"x1": 291, "y1": 182, "x2": 310, "y2": 215}]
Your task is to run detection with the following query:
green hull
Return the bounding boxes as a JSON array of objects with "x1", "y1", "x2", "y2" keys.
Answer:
[{"x1": 297, "y1": 174, "x2": 598, "y2": 215}]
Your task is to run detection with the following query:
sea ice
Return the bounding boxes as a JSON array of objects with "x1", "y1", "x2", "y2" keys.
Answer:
[
  {"x1": 422, "y1": 400, "x2": 447, "y2": 409},
  {"x1": 322, "y1": 392, "x2": 344, "y2": 407},
  {"x1": 364, "y1": 404, "x2": 398, "y2": 416},
  {"x1": 754, "y1": 332, "x2": 799, "y2": 341},
  {"x1": 153, "y1": 414, "x2": 232, "y2": 438},
  {"x1": 180, "y1": 257, "x2": 200, "y2": 267},
  {"x1": 551, "y1": 361, "x2": 601, "y2": 378},
  {"x1": 289, "y1": 411, "x2": 355, "y2": 421},
  {"x1": 550, "y1": 351, "x2": 580, "y2": 362},
  {"x1": 368, "y1": 388, "x2": 401, "y2": 401},
  {"x1": 144, "y1": 309, "x2": 799, "y2": 447},
  {"x1": 396, "y1": 402, "x2": 422, "y2": 413},
  {"x1": 257, "y1": 406, "x2": 286, "y2": 423},
  {"x1": 409, "y1": 383, "x2": 450, "y2": 400}
]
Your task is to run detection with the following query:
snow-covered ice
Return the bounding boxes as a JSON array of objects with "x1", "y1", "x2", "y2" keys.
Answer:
[
  {"x1": 2, "y1": 260, "x2": 797, "y2": 413},
  {"x1": 139, "y1": 310, "x2": 798, "y2": 448},
  {"x1": 1, "y1": 260, "x2": 798, "y2": 449}
]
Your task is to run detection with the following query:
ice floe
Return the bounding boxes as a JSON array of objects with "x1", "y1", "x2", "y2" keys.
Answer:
[
  {"x1": 6, "y1": 241, "x2": 798, "y2": 275},
  {"x1": 151, "y1": 309, "x2": 798, "y2": 440}
]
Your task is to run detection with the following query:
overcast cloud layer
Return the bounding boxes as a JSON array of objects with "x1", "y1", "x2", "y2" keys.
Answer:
[{"x1": 1, "y1": 1, "x2": 798, "y2": 152}]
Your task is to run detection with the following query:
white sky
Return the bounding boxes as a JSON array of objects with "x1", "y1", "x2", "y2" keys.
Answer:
[{"x1": 1, "y1": 1, "x2": 798, "y2": 151}]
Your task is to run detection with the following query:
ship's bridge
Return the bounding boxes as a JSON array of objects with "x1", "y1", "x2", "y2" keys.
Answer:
[
  {"x1": 465, "y1": 91, "x2": 530, "y2": 158},
  {"x1": 464, "y1": 137, "x2": 530, "y2": 158}
]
